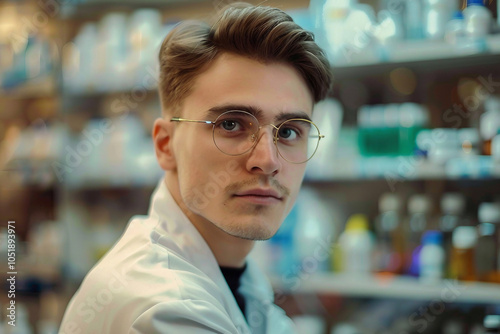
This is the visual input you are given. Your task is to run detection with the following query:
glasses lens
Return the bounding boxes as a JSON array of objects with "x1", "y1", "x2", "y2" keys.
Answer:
[
  {"x1": 275, "y1": 119, "x2": 320, "y2": 163},
  {"x1": 213, "y1": 111, "x2": 259, "y2": 155}
]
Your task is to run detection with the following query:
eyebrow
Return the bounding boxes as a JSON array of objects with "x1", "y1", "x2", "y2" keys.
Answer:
[
  {"x1": 206, "y1": 104, "x2": 264, "y2": 119},
  {"x1": 205, "y1": 104, "x2": 312, "y2": 123}
]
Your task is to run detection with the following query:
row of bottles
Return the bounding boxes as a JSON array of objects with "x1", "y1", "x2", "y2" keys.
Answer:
[
  {"x1": 313, "y1": 0, "x2": 498, "y2": 64},
  {"x1": 64, "y1": 9, "x2": 172, "y2": 93},
  {"x1": 0, "y1": 3, "x2": 57, "y2": 91},
  {"x1": 357, "y1": 95, "x2": 500, "y2": 159},
  {"x1": 255, "y1": 189, "x2": 500, "y2": 284},
  {"x1": 336, "y1": 193, "x2": 500, "y2": 283},
  {"x1": 358, "y1": 103, "x2": 429, "y2": 156}
]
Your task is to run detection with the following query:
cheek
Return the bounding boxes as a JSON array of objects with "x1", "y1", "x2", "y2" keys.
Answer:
[{"x1": 283, "y1": 165, "x2": 307, "y2": 189}]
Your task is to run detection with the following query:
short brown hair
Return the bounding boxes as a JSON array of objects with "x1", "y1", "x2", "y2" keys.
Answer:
[{"x1": 158, "y1": 2, "x2": 332, "y2": 115}]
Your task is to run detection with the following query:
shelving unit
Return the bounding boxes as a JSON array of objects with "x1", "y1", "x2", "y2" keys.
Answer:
[
  {"x1": 270, "y1": 273, "x2": 500, "y2": 304},
  {"x1": 306, "y1": 157, "x2": 500, "y2": 181},
  {"x1": 1, "y1": 0, "x2": 500, "y2": 332},
  {"x1": 331, "y1": 35, "x2": 500, "y2": 69}
]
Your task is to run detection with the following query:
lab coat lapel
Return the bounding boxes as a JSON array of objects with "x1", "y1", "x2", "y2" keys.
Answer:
[{"x1": 148, "y1": 179, "x2": 251, "y2": 333}]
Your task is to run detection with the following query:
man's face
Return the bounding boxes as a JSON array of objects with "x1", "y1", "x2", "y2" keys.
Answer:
[{"x1": 169, "y1": 53, "x2": 314, "y2": 240}]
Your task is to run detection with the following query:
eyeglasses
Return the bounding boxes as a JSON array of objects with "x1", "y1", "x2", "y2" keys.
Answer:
[{"x1": 170, "y1": 110, "x2": 324, "y2": 164}]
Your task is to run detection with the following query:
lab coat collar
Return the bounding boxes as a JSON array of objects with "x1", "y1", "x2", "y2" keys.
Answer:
[{"x1": 147, "y1": 178, "x2": 254, "y2": 332}]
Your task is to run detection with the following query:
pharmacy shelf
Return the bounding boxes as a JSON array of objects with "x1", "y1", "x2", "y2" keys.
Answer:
[
  {"x1": 270, "y1": 273, "x2": 500, "y2": 304},
  {"x1": 0, "y1": 76, "x2": 57, "y2": 100},
  {"x1": 305, "y1": 157, "x2": 500, "y2": 182},
  {"x1": 331, "y1": 35, "x2": 500, "y2": 79},
  {"x1": 60, "y1": 0, "x2": 207, "y2": 17},
  {"x1": 60, "y1": 0, "x2": 309, "y2": 19}
]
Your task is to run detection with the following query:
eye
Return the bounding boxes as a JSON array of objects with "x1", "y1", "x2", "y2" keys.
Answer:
[
  {"x1": 221, "y1": 120, "x2": 239, "y2": 131},
  {"x1": 278, "y1": 126, "x2": 298, "y2": 140}
]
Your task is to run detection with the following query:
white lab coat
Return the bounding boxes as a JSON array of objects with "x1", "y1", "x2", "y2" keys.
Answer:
[{"x1": 60, "y1": 179, "x2": 296, "y2": 334}]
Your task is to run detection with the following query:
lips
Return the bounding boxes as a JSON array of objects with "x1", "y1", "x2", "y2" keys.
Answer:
[{"x1": 234, "y1": 188, "x2": 282, "y2": 200}]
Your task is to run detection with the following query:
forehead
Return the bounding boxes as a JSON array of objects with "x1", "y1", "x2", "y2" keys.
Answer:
[{"x1": 181, "y1": 53, "x2": 314, "y2": 121}]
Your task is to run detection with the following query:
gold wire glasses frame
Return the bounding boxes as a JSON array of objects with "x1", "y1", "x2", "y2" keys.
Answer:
[{"x1": 170, "y1": 110, "x2": 324, "y2": 164}]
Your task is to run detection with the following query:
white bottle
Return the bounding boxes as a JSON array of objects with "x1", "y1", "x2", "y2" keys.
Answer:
[
  {"x1": 406, "y1": 0, "x2": 424, "y2": 40},
  {"x1": 305, "y1": 98, "x2": 343, "y2": 179},
  {"x1": 339, "y1": 214, "x2": 374, "y2": 274},
  {"x1": 322, "y1": 0, "x2": 356, "y2": 62},
  {"x1": 419, "y1": 230, "x2": 445, "y2": 282},
  {"x1": 423, "y1": 0, "x2": 458, "y2": 40},
  {"x1": 480, "y1": 96, "x2": 500, "y2": 155},
  {"x1": 293, "y1": 187, "x2": 336, "y2": 273},
  {"x1": 463, "y1": 0, "x2": 493, "y2": 38},
  {"x1": 445, "y1": 11, "x2": 466, "y2": 44}
]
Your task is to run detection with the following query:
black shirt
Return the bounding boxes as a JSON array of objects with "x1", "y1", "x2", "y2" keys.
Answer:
[{"x1": 219, "y1": 264, "x2": 247, "y2": 318}]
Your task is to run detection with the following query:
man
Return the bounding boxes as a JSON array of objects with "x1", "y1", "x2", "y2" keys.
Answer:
[{"x1": 60, "y1": 3, "x2": 332, "y2": 333}]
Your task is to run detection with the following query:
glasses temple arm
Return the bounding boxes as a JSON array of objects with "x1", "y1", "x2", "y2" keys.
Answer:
[{"x1": 170, "y1": 117, "x2": 213, "y2": 124}]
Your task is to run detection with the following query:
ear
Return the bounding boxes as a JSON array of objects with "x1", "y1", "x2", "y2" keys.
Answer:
[{"x1": 153, "y1": 118, "x2": 176, "y2": 171}]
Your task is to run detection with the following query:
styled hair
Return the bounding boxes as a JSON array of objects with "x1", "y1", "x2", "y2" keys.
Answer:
[{"x1": 158, "y1": 2, "x2": 332, "y2": 115}]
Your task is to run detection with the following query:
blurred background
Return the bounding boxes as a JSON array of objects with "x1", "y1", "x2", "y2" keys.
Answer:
[{"x1": 0, "y1": 0, "x2": 500, "y2": 333}]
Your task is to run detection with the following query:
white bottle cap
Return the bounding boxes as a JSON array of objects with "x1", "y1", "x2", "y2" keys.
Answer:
[
  {"x1": 387, "y1": 104, "x2": 401, "y2": 128},
  {"x1": 358, "y1": 106, "x2": 370, "y2": 126},
  {"x1": 416, "y1": 130, "x2": 432, "y2": 151},
  {"x1": 452, "y1": 226, "x2": 478, "y2": 249},
  {"x1": 478, "y1": 202, "x2": 500, "y2": 224},
  {"x1": 408, "y1": 194, "x2": 432, "y2": 214},
  {"x1": 480, "y1": 109, "x2": 500, "y2": 140},
  {"x1": 379, "y1": 193, "x2": 401, "y2": 212},
  {"x1": 441, "y1": 193, "x2": 466, "y2": 215},
  {"x1": 484, "y1": 315, "x2": 500, "y2": 329}
]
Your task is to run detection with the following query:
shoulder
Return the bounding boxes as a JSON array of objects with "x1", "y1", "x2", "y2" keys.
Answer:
[{"x1": 60, "y1": 216, "x2": 226, "y2": 333}]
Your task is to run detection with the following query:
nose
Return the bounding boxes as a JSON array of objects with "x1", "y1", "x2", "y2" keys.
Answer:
[{"x1": 245, "y1": 126, "x2": 282, "y2": 176}]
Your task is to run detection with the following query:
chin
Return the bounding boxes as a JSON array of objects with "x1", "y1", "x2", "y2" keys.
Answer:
[{"x1": 221, "y1": 219, "x2": 279, "y2": 241}]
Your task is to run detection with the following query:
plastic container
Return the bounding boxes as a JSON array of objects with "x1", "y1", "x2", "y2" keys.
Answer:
[
  {"x1": 463, "y1": 0, "x2": 493, "y2": 39},
  {"x1": 477, "y1": 203, "x2": 500, "y2": 282},
  {"x1": 439, "y1": 193, "x2": 466, "y2": 276},
  {"x1": 322, "y1": 0, "x2": 356, "y2": 62},
  {"x1": 408, "y1": 195, "x2": 432, "y2": 241},
  {"x1": 376, "y1": 8, "x2": 404, "y2": 44},
  {"x1": 484, "y1": 315, "x2": 500, "y2": 333},
  {"x1": 293, "y1": 188, "x2": 335, "y2": 273},
  {"x1": 445, "y1": 11, "x2": 466, "y2": 44},
  {"x1": 406, "y1": 194, "x2": 433, "y2": 275},
  {"x1": 305, "y1": 98, "x2": 344, "y2": 179},
  {"x1": 358, "y1": 104, "x2": 427, "y2": 157},
  {"x1": 405, "y1": 0, "x2": 424, "y2": 40},
  {"x1": 339, "y1": 214, "x2": 374, "y2": 274},
  {"x1": 374, "y1": 193, "x2": 404, "y2": 273},
  {"x1": 458, "y1": 128, "x2": 480, "y2": 156},
  {"x1": 419, "y1": 231, "x2": 445, "y2": 282},
  {"x1": 423, "y1": 0, "x2": 458, "y2": 40},
  {"x1": 480, "y1": 96, "x2": 500, "y2": 155},
  {"x1": 450, "y1": 226, "x2": 477, "y2": 281},
  {"x1": 399, "y1": 103, "x2": 428, "y2": 155}
]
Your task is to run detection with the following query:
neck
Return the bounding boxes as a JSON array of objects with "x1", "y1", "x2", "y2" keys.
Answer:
[{"x1": 164, "y1": 174, "x2": 254, "y2": 268}]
